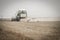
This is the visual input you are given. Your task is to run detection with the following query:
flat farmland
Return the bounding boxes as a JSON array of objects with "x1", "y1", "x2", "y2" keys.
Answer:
[{"x1": 0, "y1": 21, "x2": 60, "y2": 40}]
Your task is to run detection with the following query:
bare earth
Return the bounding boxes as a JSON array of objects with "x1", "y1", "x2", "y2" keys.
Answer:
[{"x1": 0, "y1": 21, "x2": 60, "y2": 40}]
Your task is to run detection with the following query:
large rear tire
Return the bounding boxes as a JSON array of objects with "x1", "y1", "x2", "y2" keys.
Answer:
[{"x1": 16, "y1": 16, "x2": 20, "y2": 21}]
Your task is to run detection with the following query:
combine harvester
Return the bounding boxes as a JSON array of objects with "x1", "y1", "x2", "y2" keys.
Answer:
[{"x1": 11, "y1": 10, "x2": 27, "y2": 21}]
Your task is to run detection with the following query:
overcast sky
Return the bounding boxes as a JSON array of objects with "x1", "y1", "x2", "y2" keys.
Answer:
[{"x1": 0, "y1": 0, "x2": 60, "y2": 18}]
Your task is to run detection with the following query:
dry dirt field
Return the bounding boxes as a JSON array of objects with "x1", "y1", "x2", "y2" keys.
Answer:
[{"x1": 0, "y1": 21, "x2": 60, "y2": 40}]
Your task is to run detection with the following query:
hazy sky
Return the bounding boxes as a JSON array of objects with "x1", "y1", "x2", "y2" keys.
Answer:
[{"x1": 0, "y1": 0, "x2": 60, "y2": 18}]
